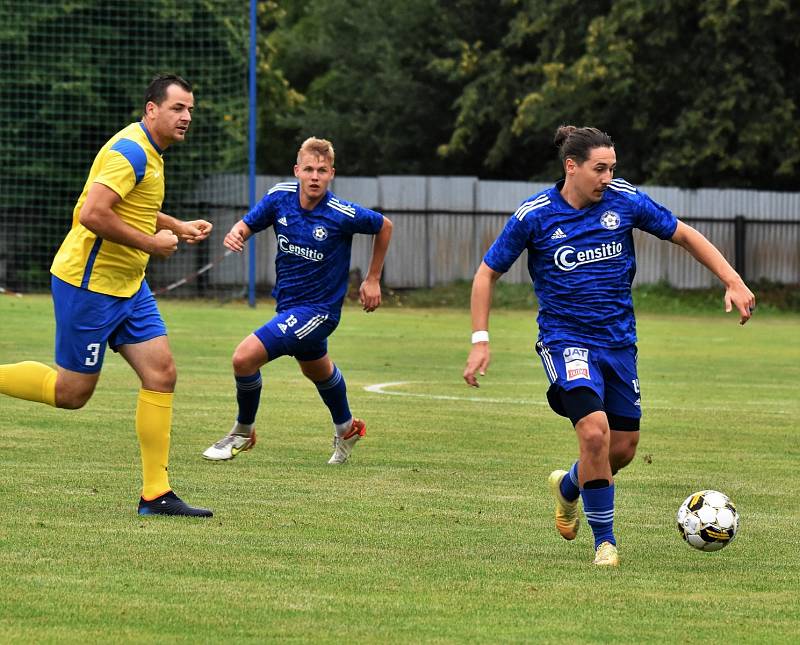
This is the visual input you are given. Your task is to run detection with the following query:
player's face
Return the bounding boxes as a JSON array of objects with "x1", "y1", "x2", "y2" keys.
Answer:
[
  {"x1": 294, "y1": 153, "x2": 335, "y2": 208},
  {"x1": 567, "y1": 146, "x2": 616, "y2": 207},
  {"x1": 146, "y1": 84, "x2": 194, "y2": 149}
]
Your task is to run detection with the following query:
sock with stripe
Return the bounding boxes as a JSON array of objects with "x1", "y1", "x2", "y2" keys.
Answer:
[
  {"x1": 314, "y1": 365, "x2": 352, "y2": 433},
  {"x1": 560, "y1": 461, "x2": 580, "y2": 502},
  {"x1": 581, "y1": 480, "x2": 616, "y2": 548},
  {"x1": 136, "y1": 388, "x2": 173, "y2": 501},
  {"x1": 0, "y1": 361, "x2": 57, "y2": 407},
  {"x1": 234, "y1": 371, "x2": 262, "y2": 434}
]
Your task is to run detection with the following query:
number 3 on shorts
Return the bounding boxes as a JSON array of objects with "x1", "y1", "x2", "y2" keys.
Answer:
[{"x1": 85, "y1": 342, "x2": 101, "y2": 367}]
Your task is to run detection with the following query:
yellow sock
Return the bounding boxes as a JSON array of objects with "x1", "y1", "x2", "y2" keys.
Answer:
[
  {"x1": 136, "y1": 388, "x2": 173, "y2": 501},
  {"x1": 0, "y1": 361, "x2": 57, "y2": 407}
]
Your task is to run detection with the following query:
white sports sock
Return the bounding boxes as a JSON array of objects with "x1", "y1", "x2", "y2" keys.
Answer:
[
  {"x1": 232, "y1": 421, "x2": 254, "y2": 437},
  {"x1": 334, "y1": 418, "x2": 353, "y2": 437}
]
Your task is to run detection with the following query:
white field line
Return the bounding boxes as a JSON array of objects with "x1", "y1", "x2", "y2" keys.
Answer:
[
  {"x1": 363, "y1": 381, "x2": 790, "y2": 414},
  {"x1": 363, "y1": 381, "x2": 547, "y2": 406}
]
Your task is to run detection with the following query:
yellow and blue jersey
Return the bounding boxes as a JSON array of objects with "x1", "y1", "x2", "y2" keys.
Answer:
[{"x1": 51, "y1": 122, "x2": 165, "y2": 297}]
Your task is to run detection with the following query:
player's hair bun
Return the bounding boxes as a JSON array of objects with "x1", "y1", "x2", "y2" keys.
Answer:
[{"x1": 554, "y1": 125, "x2": 577, "y2": 149}]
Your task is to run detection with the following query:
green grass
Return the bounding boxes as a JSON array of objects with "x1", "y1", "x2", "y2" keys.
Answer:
[
  {"x1": 384, "y1": 279, "x2": 800, "y2": 314},
  {"x1": 1, "y1": 295, "x2": 799, "y2": 643}
]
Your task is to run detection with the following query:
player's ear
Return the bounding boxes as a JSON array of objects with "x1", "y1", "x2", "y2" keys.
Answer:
[{"x1": 293, "y1": 164, "x2": 300, "y2": 178}]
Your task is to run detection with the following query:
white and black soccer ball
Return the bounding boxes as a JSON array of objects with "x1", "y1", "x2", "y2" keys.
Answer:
[{"x1": 676, "y1": 490, "x2": 739, "y2": 552}]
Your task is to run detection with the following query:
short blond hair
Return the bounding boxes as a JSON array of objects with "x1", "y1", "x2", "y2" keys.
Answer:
[{"x1": 297, "y1": 137, "x2": 335, "y2": 166}]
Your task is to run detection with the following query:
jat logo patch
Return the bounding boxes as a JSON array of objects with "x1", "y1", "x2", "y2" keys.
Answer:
[{"x1": 564, "y1": 347, "x2": 590, "y2": 381}]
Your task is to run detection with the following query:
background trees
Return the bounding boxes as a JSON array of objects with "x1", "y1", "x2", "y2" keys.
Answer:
[{"x1": 260, "y1": 0, "x2": 800, "y2": 189}]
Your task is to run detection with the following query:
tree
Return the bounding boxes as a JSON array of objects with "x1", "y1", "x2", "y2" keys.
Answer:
[{"x1": 435, "y1": 0, "x2": 800, "y2": 188}]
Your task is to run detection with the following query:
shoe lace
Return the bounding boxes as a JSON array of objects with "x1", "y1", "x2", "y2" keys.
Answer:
[{"x1": 213, "y1": 434, "x2": 237, "y2": 450}]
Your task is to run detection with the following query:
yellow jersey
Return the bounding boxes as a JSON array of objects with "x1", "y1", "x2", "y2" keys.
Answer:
[{"x1": 51, "y1": 122, "x2": 165, "y2": 297}]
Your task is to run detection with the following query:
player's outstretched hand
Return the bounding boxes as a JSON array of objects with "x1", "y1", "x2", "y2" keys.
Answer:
[
  {"x1": 463, "y1": 343, "x2": 490, "y2": 387},
  {"x1": 152, "y1": 229, "x2": 179, "y2": 258},
  {"x1": 725, "y1": 278, "x2": 756, "y2": 325},
  {"x1": 359, "y1": 277, "x2": 382, "y2": 312},
  {"x1": 181, "y1": 219, "x2": 213, "y2": 244}
]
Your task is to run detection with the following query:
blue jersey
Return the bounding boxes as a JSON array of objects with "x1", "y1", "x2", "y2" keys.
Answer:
[
  {"x1": 484, "y1": 178, "x2": 678, "y2": 348},
  {"x1": 243, "y1": 182, "x2": 384, "y2": 317}
]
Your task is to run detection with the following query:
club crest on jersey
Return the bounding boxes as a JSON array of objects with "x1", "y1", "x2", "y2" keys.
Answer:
[
  {"x1": 600, "y1": 210, "x2": 620, "y2": 230},
  {"x1": 563, "y1": 347, "x2": 590, "y2": 381},
  {"x1": 312, "y1": 225, "x2": 328, "y2": 241}
]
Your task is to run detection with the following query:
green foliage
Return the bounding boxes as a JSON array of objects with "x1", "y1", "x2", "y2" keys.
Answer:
[
  {"x1": 0, "y1": 0, "x2": 248, "y2": 289},
  {"x1": 259, "y1": 0, "x2": 465, "y2": 175},
  {"x1": 440, "y1": 0, "x2": 800, "y2": 187},
  {"x1": 260, "y1": 0, "x2": 800, "y2": 188}
]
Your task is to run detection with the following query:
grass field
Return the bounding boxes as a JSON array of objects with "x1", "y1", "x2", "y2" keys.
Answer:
[{"x1": 1, "y1": 295, "x2": 798, "y2": 643}]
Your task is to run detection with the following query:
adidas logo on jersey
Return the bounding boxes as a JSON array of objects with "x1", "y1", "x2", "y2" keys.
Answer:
[
  {"x1": 278, "y1": 216, "x2": 288, "y2": 226},
  {"x1": 551, "y1": 227, "x2": 567, "y2": 240}
]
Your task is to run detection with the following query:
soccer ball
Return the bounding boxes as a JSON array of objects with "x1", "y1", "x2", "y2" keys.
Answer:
[{"x1": 676, "y1": 490, "x2": 739, "y2": 552}]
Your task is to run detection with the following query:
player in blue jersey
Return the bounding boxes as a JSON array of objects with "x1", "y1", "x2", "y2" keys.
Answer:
[
  {"x1": 463, "y1": 125, "x2": 755, "y2": 566},
  {"x1": 202, "y1": 137, "x2": 393, "y2": 464},
  {"x1": 0, "y1": 75, "x2": 214, "y2": 517}
]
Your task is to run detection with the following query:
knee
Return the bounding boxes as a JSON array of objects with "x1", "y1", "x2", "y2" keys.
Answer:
[
  {"x1": 578, "y1": 422, "x2": 609, "y2": 456},
  {"x1": 55, "y1": 385, "x2": 94, "y2": 410},
  {"x1": 232, "y1": 348, "x2": 258, "y2": 375},
  {"x1": 160, "y1": 362, "x2": 178, "y2": 390},
  {"x1": 142, "y1": 359, "x2": 177, "y2": 392}
]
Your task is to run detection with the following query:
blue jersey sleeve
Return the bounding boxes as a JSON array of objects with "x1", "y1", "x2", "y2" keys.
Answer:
[
  {"x1": 483, "y1": 212, "x2": 533, "y2": 273},
  {"x1": 334, "y1": 198, "x2": 384, "y2": 235},
  {"x1": 242, "y1": 190, "x2": 278, "y2": 233},
  {"x1": 634, "y1": 189, "x2": 678, "y2": 240},
  {"x1": 352, "y1": 204, "x2": 384, "y2": 235}
]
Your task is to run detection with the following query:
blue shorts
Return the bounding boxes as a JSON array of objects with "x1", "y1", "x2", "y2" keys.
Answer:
[
  {"x1": 535, "y1": 341, "x2": 641, "y2": 420},
  {"x1": 254, "y1": 306, "x2": 339, "y2": 362},
  {"x1": 51, "y1": 275, "x2": 167, "y2": 373}
]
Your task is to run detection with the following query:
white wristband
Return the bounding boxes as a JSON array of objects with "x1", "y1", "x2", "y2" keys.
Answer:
[{"x1": 471, "y1": 330, "x2": 489, "y2": 344}]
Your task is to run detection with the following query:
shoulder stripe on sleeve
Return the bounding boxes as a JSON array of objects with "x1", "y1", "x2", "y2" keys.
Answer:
[
  {"x1": 609, "y1": 178, "x2": 637, "y2": 195},
  {"x1": 514, "y1": 194, "x2": 550, "y2": 221},
  {"x1": 110, "y1": 138, "x2": 147, "y2": 184},
  {"x1": 328, "y1": 198, "x2": 356, "y2": 218},
  {"x1": 267, "y1": 182, "x2": 298, "y2": 195}
]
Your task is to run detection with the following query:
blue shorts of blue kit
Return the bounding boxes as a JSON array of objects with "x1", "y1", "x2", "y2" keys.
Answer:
[
  {"x1": 254, "y1": 306, "x2": 339, "y2": 362},
  {"x1": 535, "y1": 340, "x2": 641, "y2": 421},
  {"x1": 51, "y1": 275, "x2": 167, "y2": 373}
]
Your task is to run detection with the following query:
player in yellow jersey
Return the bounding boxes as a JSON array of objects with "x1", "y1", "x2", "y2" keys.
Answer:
[{"x1": 0, "y1": 74, "x2": 214, "y2": 517}]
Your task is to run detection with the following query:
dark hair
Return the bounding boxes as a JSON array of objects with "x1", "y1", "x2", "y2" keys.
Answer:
[
  {"x1": 554, "y1": 125, "x2": 613, "y2": 164},
  {"x1": 143, "y1": 74, "x2": 192, "y2": 111}
]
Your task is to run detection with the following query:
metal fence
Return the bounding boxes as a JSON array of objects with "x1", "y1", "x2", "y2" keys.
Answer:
[{"x1": 114, "y1": 175, "x2": 800, "y2": 295}]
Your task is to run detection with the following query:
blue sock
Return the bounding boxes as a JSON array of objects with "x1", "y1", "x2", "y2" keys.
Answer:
[
  {"x1": 581, "y1": 483, "x2": 616, "y2": 548},
  {"x1": 560, "y1": 461, "x2": 580, "y2": 502},
  {"x1": 315, "y1": 365, "x2": 351, "y2": 425},
  {"x1": 235, "y1": 371, "x2": 262, "y2": 425}
]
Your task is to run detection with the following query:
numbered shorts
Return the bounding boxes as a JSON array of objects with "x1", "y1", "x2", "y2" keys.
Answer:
[
  {"x1": 254, "y1": 307, "x2": 339, "y2": 362},
  {"x1": 535, "y1": 341, "x2": 641, "y2": 424},
  {"x1": 51, "y1": 275, "x2": 167, "y2": 373}
]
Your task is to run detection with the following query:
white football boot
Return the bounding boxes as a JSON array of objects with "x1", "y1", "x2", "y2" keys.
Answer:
[
  {"x1": 327, "y1": 418, "x2": 366, "y2": 465},
  {"x1": 202, "y1": 423, "x2": 256, "y2": 461}
]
